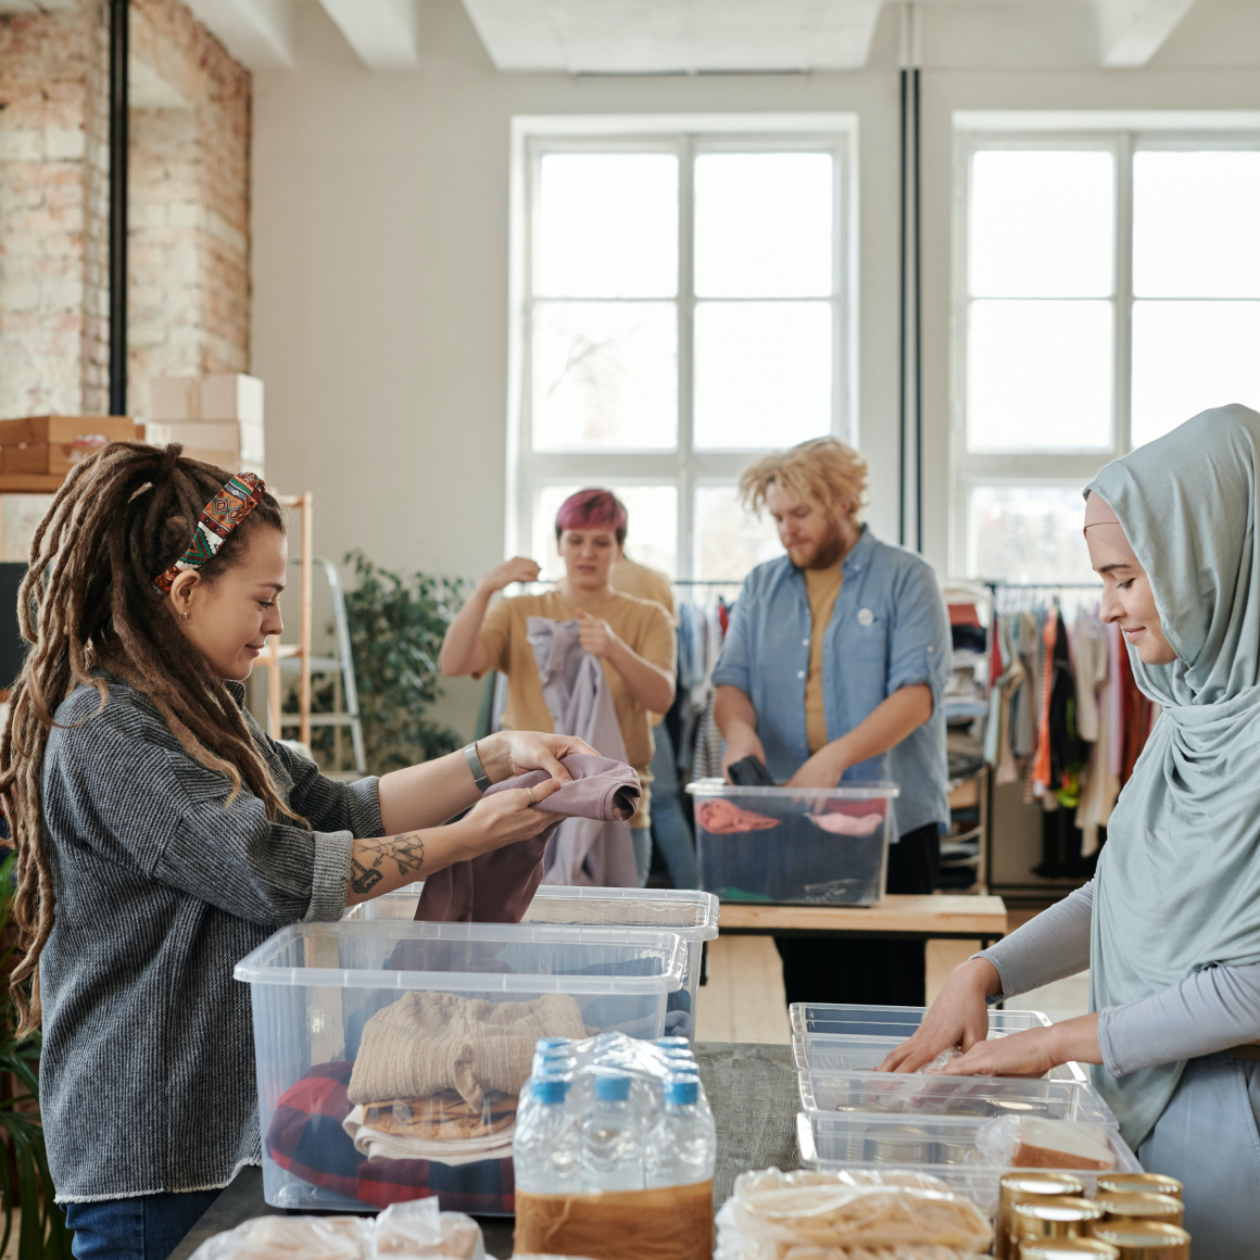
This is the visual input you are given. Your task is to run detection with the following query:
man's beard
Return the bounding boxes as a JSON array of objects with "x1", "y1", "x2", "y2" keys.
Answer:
[{"x1": 797, "y1": 517, "x2": 847, "y2": 571}]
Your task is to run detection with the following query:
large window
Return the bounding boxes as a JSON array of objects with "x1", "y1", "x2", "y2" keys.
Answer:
[
  {"x1": 510, "y1": 118, "x2": 856, "y2": 583},
  {"x1": 953, "y1": 126, "x2": 1260, "y2": 582}
]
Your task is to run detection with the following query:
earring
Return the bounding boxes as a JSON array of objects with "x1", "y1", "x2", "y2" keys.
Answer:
[{"x1": 179, "y1": 612, "x2": 189, "y2": 622}]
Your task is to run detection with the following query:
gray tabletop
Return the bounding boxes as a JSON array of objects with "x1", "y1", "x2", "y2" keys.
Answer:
[{"x1": 169, "y1": 1041, "x2": 799, "y2": 1260}]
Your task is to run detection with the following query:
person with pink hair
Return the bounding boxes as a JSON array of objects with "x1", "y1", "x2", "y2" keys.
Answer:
[{"x1": 440, "y1": 489, "x2": 676, "y2": 885}]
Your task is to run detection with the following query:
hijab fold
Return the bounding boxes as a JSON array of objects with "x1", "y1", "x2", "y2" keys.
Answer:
[{"x1": 1087, "y1": 404, "x2": 1260, "y2": 1149}]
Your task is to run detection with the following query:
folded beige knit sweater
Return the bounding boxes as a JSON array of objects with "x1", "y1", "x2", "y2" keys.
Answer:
[{"x1": 347, "y1": 991, "x2": 588, "y2": 1110}]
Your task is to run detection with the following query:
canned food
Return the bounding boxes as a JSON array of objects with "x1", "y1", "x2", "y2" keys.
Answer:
[
  {"x1": 991, "y1": 1098, "x2": 1052, "y2": 1118},
  {"x1": 1013, "y1": 1197, "x2": 1106, "y2": 1251},
  {"x1": 1021, "y1": 1242, "x2": 1121, "y2": 1260},
  {"x1": 864, "y1": 1129, "x2": 933, "y2": 1163},
  {"x1": 1096, "y1": 1174, "x2": 1183, "y2": 1201},
  {"x1": 1095, "y1": 1193, "x2": 1184, "y2": 1228},
  {"x1": 997, "y1": 1175, "x2": 1088, "y2": 1260},
  {"x1": 1089, "y1": 1222, "x2": 1191, "y2": 1260},
  {"x1": 933, "y1": 1138, "x2": 975, "y2": 1166}
]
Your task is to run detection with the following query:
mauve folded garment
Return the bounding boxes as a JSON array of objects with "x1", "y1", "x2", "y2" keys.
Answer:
[{"x1": 414, "y1": 753, "x2": 641, "y2": 924}]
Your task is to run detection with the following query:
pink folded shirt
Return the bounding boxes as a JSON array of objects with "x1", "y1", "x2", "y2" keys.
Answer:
[{"x1": 414, "y1": 754, "x2": 641, "y2": 924}]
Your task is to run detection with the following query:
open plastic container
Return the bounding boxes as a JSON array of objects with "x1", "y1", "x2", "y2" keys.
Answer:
[
  {"x1": 796, "y1": 1111, "x2": 1141, "y2": 1215},
  {"x1": 234, "y1": 919, "x2": 687, "y2": 1213},
  {"x1": 791, "y1": 1032, "x2": 1089, "y2": 1085},
  {"x1": 798, "y1": 1069, "x2": 1118, "y2": 1129},
  {"x1": 790, "y1": 1003, "x2": 1053, "y2": 1038},
  {"x1": 685, "y1": 779, "x2": 900, "y2": 905},
  {"x1": 343, "y1": 884, "x2": 719, "y2": 1041}
]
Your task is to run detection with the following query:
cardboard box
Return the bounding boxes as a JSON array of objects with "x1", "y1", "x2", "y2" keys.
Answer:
[
  {"x1": 149, "y1": 374, "x2": 264, "y2": 425},
  {"x1": 0, "y1": 416, "x2": 142, "y2": 476},
  {"x1": 143, "y1": 420, "x2": 265, "y2": 466}
]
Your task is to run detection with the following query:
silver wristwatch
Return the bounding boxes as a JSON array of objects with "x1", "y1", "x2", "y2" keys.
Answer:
[{"x1": 464, "y1": 742, "x2": 491, "y2": 793}]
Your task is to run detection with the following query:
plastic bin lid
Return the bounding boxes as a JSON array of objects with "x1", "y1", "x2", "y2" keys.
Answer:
[
  {"x1": 686, "y1": 778, "x2": 900, "y2": 800},
  {"x1": 233, "y1": 920, "x2": 688, "y2": 994}
]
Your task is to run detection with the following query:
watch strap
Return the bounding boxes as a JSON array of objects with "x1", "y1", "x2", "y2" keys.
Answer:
[{"x1": 464, "y1": 742, "x2": 492, "y2": 793}]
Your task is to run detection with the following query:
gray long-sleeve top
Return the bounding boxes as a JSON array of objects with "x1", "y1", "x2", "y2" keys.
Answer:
[
  {"x1": 38, "y1": 679, "x2": 382, "y2": 1202},
  {"x1": 977, "y1": 881, "x2": 1260, "y2": 1076}
]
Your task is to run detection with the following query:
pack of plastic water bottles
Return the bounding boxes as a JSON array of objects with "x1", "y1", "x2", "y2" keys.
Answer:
[{"x1": 513, "y1": 1032, "x2": 717, "y2": 1196}]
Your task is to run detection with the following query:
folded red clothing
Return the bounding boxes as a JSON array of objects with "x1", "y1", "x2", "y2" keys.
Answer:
[
  {"x1": 416, "y1": 753, "x2": 640, "y2": 924},
  {"x1": 265, "y1": 1060, "x2": 515, "y2": 1214}
]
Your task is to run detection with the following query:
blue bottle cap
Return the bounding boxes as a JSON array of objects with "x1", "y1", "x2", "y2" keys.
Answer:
[
  {"x1": 594, "y1": 1072, "x2": 632, "y2": 1102},
  {"x1": 665, "y1": 1077, "x2": 700, "y2": 1106},
  {"x1": 532, "y1": 1076, "x2": 570, "y2": 1104},
  {"x1": 536, "y1": 1037, "x2": 569, "y2": 1051},
  {"x1": 656, "y1": 1037, "x2": 689, "y2": 1049}
]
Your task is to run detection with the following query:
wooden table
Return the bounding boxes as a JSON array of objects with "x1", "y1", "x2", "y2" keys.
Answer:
[{"x1": 718, "y1": 894, "x2": 1008, "y2": 949}]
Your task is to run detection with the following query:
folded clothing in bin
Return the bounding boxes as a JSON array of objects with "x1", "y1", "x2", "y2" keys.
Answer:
[{"x1": 266, "y1": 1060, "x2": 516, "y2": 1213}]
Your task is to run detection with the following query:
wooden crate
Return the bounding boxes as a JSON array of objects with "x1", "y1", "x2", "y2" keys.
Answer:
[{"x1": 143, "y1": 419, "x2": 265, "y2": 466}]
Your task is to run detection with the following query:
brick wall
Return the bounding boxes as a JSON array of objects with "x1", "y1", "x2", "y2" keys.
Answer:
[{"x1": 0, "y1": 0, "x2": 250, "y2": 422}]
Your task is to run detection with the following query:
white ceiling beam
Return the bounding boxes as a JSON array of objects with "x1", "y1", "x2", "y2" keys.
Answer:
[
  {"x1": 1094, "y1": 0, "x2": 1196, "y2": 67},
  {"x1": 318, "y1": 0, "x2": 421, "y2": 71},
  {"x1": 181, "y1": 0, "x2": 295, "y2": 69}
]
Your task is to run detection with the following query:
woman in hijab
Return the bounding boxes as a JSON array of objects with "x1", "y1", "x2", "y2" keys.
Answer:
[{"x1": 879, "y1": 404, "x2": 1260, "y2": 1257}]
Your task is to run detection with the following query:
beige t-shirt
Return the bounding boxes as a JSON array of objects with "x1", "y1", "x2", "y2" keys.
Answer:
[
  {"x1": 804, "y1": 564, "x2": 844, "y2": 756},
  {"x1": 612, "y1": 558, "x2": 677, "y2": 624},
  {"x1": 478, "y1": 589, "x2": 676, "y2": 829}
]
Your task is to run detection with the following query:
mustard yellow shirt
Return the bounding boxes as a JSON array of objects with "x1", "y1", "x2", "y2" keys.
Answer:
[
  {"x1": 804, "y1": 564, "x2": 844, "y2": 755},
  {"x1": 477, "y1": 589, "x2": 676, "y2": 828}
]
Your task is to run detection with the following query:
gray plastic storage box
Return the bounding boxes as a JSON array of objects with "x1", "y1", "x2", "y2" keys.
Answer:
[
  {"x1": 685, "y1": 780, "x2": 899, "y2": 905},
  {"x1": 796, "y1": 1111, "x2": 1141, "y2": 1215},
  {"x1": 344, "y1": 884, "x2": 718, "y2": 1041},
  {"x1": 234, "y1": 920, "x2": 687, "y2": 1212}
]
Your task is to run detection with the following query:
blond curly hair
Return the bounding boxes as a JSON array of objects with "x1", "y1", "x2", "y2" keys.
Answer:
[{"x1": 739, "y1": 436, "x2": 869, "y2": 521}]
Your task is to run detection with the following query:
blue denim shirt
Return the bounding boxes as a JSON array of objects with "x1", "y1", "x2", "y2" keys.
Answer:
[{"x1": 711, "y1": 527, "x2": 952, "y2": 839}]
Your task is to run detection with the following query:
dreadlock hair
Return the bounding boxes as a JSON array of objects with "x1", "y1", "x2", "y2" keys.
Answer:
[{"x1": 0, "y1": 441, "x2": 295, "y2": 1035}]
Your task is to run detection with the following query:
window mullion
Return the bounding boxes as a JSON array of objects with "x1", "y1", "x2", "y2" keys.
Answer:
[
  {"x1": 678, "y1": 134, "x2": 696, "y2": 581},
  {"x1": 1115, "y1": 131, "x2": 1135, "y2": 456}
]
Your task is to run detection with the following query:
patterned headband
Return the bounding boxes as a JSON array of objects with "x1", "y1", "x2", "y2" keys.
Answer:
[{"x1": 153, "y1": 472, "x2": 267, "y2": 595}]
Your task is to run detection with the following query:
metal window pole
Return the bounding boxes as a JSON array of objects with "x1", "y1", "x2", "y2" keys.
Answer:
[
  {"x1": 898, "y1": 66, "x2": 908, "y2": 547},
  {"x1": 109, "y1": 0, "x2": 129, "y2": 417}
]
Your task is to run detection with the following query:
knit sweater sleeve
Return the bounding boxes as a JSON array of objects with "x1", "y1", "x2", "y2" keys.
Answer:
[{"x1": 48, "y1": 708, "x2": 352, "y2": 926}]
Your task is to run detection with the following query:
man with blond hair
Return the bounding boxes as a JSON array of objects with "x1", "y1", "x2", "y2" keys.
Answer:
[{"x1": 711, "y1": 436, "x2": 950, "y2": 1006}]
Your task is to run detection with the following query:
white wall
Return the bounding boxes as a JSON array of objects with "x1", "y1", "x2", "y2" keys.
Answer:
[{"x1": 250, "y1": 0, "x2": 1260, "y2": 739}]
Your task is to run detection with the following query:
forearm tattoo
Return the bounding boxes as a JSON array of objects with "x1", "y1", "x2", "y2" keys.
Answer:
[{"x1": 351, "y1": 831, "x2": 427, "y2": 894}]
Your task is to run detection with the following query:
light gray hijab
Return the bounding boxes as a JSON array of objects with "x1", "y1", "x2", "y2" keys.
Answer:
[{"x1": 1088, "y1": 403, "x2": 1260, "y2": 1148}]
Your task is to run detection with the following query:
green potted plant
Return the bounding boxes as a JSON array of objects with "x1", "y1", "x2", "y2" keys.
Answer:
[{"x1": 0, "y1": 853, "x2": 73, "y2": 1258}]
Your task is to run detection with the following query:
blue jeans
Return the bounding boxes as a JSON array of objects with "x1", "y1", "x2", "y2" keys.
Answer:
[
  {"x1": 66, "y1": 1190, "x2": 220, "y2": 1260},
  {"x1": 648, "y1": 725, "x2": 698, "y2": 890}
]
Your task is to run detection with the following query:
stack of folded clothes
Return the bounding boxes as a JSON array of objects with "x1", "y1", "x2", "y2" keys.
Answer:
[{"x1": 343, "y1": 991, "x2": 589, "y2": 1167}]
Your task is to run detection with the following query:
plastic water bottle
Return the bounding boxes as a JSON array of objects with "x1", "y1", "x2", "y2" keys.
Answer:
[
  {"x1": 515, "y1": 1077, "x2": 581, "y2": 1194},
  {"x1": 645, "y1": 1075, "x2": 716, "y2": 1188},
  {"x1": 581, "y1": 1072, "x2": 645, "y2": 1191}
]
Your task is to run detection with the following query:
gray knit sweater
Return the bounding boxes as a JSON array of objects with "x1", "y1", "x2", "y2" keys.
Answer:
[{"x1": 38, "y1": 679, "x2": 381, "y2": 1203}]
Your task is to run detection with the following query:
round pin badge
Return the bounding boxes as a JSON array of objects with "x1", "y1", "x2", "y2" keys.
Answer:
[{"x1": 857, "y1": 607, "x2": 875, "y2": 627}]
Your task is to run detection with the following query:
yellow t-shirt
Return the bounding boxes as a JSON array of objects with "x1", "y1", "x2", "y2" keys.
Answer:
[
  {"x1": 478, "y1": 589, "x2": 676, "y2": 829},
  {"x1": 804, "y1": 564, "x2": 844, "y2": 756},
  {"x1": 612, "y1": 558, "x2": 677, "y2": 624}
]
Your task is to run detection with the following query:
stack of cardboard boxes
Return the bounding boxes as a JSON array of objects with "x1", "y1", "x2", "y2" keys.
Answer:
[
  {"x1": 0, "y1": 416, "x2": 143, "y2": 476},
  {"x1": 144, "y1": 374, "x2": 265, "y2": 476}
]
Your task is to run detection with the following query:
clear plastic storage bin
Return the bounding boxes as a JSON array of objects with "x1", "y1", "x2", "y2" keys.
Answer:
[
  {"x1": 797, "y1": 1069, "x2": 1119, "y2": 1129},
  {"x1": 343, "y1": 885, "x2": 719, "y2": 1042},
  {"x1": 234, "y1": 920, "x2": 687, "y2": 1213},
  {"x1": 796, "y1": 1111, "x2": 1141, "y2": 1215},
  {"x1": 685, "y1": 780, "x2": 899, "y2": 905},
  {"x1": 791, "y1": 1033, "x2": 1089, "y2": 1085},
  {"x1": 790, "y1": 1003, "x2": 1052, "y2": 1038}
]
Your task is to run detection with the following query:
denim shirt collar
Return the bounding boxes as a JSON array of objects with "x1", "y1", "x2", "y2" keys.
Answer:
[{"x1": 789, "y1": 523, "x2": 877, "y2": 588}]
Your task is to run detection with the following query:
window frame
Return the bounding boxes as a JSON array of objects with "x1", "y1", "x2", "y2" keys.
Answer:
[
  {"x1": 949, "y1": 119, "x2": 1260, "y2": 579},
  {"x1": 508, "y1": 114, "x2": 858, "y2": 582}
]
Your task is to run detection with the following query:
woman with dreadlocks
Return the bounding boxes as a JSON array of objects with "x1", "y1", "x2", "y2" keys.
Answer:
[{"x1": 0, "y1": 443, "x2": 587, "y2": 1259}]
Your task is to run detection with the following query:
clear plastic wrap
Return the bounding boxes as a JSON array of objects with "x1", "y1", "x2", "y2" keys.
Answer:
[
  {"x1": 187, "y1": 1202, "x2": 486, "y2": 1260},
  {"x1": 974, "y1": 1118, "x2": 1119, "y2": 1172},
  {"x1": 713, "y1": 1167, "x2": 993, "y2": 1260}
]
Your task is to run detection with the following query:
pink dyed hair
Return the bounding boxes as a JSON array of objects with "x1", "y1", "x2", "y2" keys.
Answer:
[{"x1": 555, "y1": 488, "x2": 628, "y2": 545}]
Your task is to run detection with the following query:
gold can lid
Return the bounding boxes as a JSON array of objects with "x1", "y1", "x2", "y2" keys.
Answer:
[
  {"x1": 1097, "y1": 1173, "x2": 1183, "y2": 1200},
  {"x1": 1022, "y1": 1242, "x2": 1121, "y2": 1260},
  {"x1": 1001, "y1": 1173, "x2": 1088, "y2": 1199},
  {"x1": 1015, "y1": 1197, "x2": 1107, "y2": 1224},
  {"x1": 1090, "y1": 1221, "x2": 1191, "y2": 1259},
  {"x1": 1096, "y1": 1193, "x2": 1183, "y2": 1222}
]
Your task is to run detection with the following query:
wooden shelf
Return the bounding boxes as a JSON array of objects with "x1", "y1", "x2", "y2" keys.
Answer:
[
  {"x1": 0, "y1": 474, "x2": 70, "y2": 493},
  {"x1": 718, "y1": 894, "x2": 1008, "y2": 943}
]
